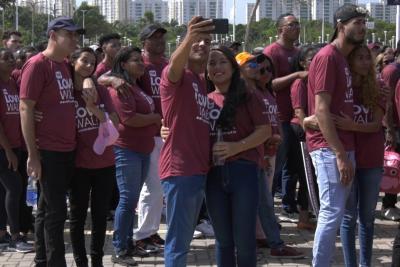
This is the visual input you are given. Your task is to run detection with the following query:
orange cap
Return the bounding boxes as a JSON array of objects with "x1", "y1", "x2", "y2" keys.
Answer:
[{"x1": 235, "y1": 52, "x2": 255, "y2": 66}]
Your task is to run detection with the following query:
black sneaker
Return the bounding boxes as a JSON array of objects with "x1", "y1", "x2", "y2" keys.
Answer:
[
  {"x1": 150, "y1": 233, "x2": 165, "y2": 248},
  {"x1": 111, "y1": 252, "x2": 137, "y2": 266},
  {"x1": 136, "y1": 238, "x2": 159, "y2": 253},
  {"x1": 126, "y1": 239, "x2": 150, "y2": 258}
]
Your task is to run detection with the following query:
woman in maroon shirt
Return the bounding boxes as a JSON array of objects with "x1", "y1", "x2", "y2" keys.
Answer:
[
  {"x1": 108, "y1": 47, "x2": 161, "y2": 266},
  {"x1": 206, "y1": 45, "x2": 270, "y2": 266},
  {"x1": 68, "y1": 47, "x2": 119, "y2": 267},
  {"x1": 0, "y1": 48, "x2": 33, "y2": 252}
]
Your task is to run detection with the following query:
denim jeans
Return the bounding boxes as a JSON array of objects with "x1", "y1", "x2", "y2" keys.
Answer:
[
  {"x1": 206, "y1": 160, "x2": 259, "y2": 267},
  {"x1": 112, "y1": 146, "x2": 150, "y2": 254},
  {"x1": 258, "y1": 169, "x2": 284, "y2": 249},
  {"x1": 340, "y1": 167, "x2": 382, "y2": 267},
  {"x1": 162, "y1": 175, "x2": 206, "y2": 267},
  {"x1": 310, "y1": 148, "x2": 355, "y2": 267}
]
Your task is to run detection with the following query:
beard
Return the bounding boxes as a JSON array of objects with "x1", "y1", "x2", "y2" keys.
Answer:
[{"x1": 345, "y1": 32, "x2": 365, "y2": 46}]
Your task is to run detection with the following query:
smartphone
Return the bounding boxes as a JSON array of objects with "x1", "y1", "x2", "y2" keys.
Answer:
[{"x1": 212, "y1": 19, "x2": 229, "y2": 34}]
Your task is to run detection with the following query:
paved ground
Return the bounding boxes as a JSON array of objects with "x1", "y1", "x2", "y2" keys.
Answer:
[{"x1": 0, "y1": 194, "x2": 397, "y2": 266}]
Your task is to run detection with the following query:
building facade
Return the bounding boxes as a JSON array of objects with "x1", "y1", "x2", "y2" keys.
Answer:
[
  {"x1": 128, "y1": 0, "x2": 169, "y2": 23},
  {"x1": 168, "y1": 0, "x2": 223, "y2": 25},
  {"x1": 18, "y1": 0, "x2": 76, "y2": 17}
]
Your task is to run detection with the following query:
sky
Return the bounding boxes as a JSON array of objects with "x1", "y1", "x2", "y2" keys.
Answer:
[{"x1": 75, "y1": 0, "x2": 378, "y2": 25}]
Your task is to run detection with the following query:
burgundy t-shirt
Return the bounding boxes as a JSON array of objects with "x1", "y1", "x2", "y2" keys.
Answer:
[
  {"x1": 290, "y1": 78, "x2": 307, "y2": 125},
  {"x1": 263, "y1": 42, "x2": 299, "y2": 122},
  {"x1": 11, "y1": 69, "x2": 21, "y2": 87},
  {"x1": 257, "y1": 89, "x2": 279, "y2": 135},
  {"x1": 306, "y1": 44, "x2": 354, "y2": 152},
  {"x1": 0, "y1": 78, "x2": 21, "y2": 148},
  {"x1": 75, "y1": 85, "x2": 116, "y2": 169},
  {"x1": 109, "y1": 83, "x2": 157, "y2": 154},
  {"x1": 20, "y1": 53, "x2": 76, "y2": 152},
  {"x1": 381, "y1": 63, "x2": 400, "y2": 126},
  {"x1": 140, "y1": 54, "x2": 169, "y2": 116},
  {"x1": 94, "y1": 61, "x2": 112, "y2": 79},
  {"x1": 208, "y1": 90, "x2": 268, "y2": 167},
  {"x1": 159, "y1": 66, "x2": 210, "y2": 179},
  {"x1": 353, "y1": 86, "x2": 385, "y2": 168}
]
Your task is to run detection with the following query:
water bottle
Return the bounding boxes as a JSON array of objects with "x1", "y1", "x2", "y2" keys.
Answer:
[
  {"x1": 213, "y1": 128, "x2": 225, "y2": 166},
  {"x1": 26, "y1": 176, "x2": 38, "y2": 209}
]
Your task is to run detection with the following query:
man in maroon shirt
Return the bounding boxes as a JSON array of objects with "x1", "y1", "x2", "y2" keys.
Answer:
[
  {"x1": 19, "y1": 17, "x2": 84, "y2": 267},
  {"x1": 306, "y1": 4, "x2": 367, "y2": 266},
  {"x1": 263, "y1": 13, "x2": 308, "y2": 221},
  {"x1": 133, "y1": 24, "x2": 168, "y2": 252},
  {"x1": 159, "y1": 17, "x2": 213, "y2": 267},
  {"x1": 94, "y1": 33, "x2": 121, "y2": 79}
]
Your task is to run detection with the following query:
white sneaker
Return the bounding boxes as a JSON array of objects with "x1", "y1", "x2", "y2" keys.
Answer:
[
  {"x1": 195, "y1": 219, "x2": 215, "y2": 237},
  {"x1": 382, "y1": 207, "x2": 400, "y2": 221},
  {"x1": 193, "y1": 230, "x2": 203, "y2": 239}
]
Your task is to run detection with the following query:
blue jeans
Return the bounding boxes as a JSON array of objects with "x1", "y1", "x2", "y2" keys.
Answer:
[
  {"x1": 340, "y1": 167, "x2": 382, "y2": 267},
  {"x1": 206, "y1": 160, "x2": 259, "y2": 267},
  {"x1": 162, "y1": 175, "x2": 206, "y2": 267},
  {"x1": 274, "y1": 121, "x2": 299, "y2": 211},
  {"x1": 112, "y1": 146, "x2": 150, "y2": 253},
  {"x1": 310, "y1": 148, "x2": 355, "y2": 267},
  {"x1": 258, "y1": 169, "x2": 284, "y2": 249}
]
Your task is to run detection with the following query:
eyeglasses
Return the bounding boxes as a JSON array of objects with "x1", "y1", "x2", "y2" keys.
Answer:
[{"x1": 260, "y1": 67, "x2": 272, "y2": 75}]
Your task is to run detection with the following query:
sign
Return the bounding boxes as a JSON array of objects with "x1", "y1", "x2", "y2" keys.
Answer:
[
  {"x1": 366, "y1": 21, "x2": 375, "y2": 29},
  {"x1": 388, "y1": 0, "x2": 400, "y2": 5}
]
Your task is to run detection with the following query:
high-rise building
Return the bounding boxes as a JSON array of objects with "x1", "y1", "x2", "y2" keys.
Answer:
[
  {"x1": 128, "y1": 0, "x2": 169, "y2": 23},
  {"x1": 255, "y1": 0, "x2": 311, "y2": 22},
  {"x1": 168, "y1": 0, "x2": 223, "y2": 25},
  {"x1": 90, "y1": 0, "x2": 129, "y2": 22},
  {"x1": 18, "y1": 0, "x2": 76, "y2": 17},
  {"x1": 366, "y1": 0, "x2": 396, "y2": 24},
  {"x1": 246, "y1": 3, "x2": 256, "y2": 24}
]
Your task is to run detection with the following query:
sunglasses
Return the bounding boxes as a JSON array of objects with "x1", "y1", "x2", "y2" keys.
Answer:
[{"x1": 247, "y1": 61, "x2": 258, "y2": 69}]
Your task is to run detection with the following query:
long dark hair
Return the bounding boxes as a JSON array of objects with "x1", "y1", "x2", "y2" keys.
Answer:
[
  {"x1": 205, "y1": 45, "x2": 248, "y2": 130},
  {"x1": 111, "y1": 46, "x2": 142, "y2": 84},
  {"x1": 70, "y1": 47, "x2": 98, "y2": 78},
  {"x1": 292, "y1": 45, "x2": 317, "y2": 72}
]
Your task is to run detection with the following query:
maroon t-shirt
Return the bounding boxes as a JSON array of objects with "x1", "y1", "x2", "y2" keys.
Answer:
[
  {"x1": 0, "y1": 78, "x2": 21, "y2": 148},
  {"x1": 306, "y1": 44, "x2": 354, "y2": 152},
  {"x1": 290, "y1": 78, "x2": 307, "y2": 125},
  {"x1": 263, "y1": 42, "x2": 299, "y2": 122},
  {"x1": 159, "y1": 66, "x2": 210, "y2": 179},
  {"x1": 109, "y1": 83, "x2": 157, "y2": 154},
  {"x1": 75, "y1": 85, "x2": 116, "y2": 169},
  {"x1": 94, "y1": 61, "x2": 112, "y2": 79},
  {"x1": 257, "y1": 89, "x2": 279, "y2": 135},
  {"x1": 20, "y1": 53, "x2": 76, "y2": 152},
  {"x1": 353, "y1": 85, "x2": 385, "y2": 168},
  {"x1": 11, "y1": 69, "x2": 21, "y2": 87},
  {"x1": 140, "y1": 54, "x2": 169, "y2": 116},
  {"x1": 208, "y1": 90, "x2": 268, "y2": 167},
  {"x1": 381, "y1": 63, "x2": 400, "y2": 126}
]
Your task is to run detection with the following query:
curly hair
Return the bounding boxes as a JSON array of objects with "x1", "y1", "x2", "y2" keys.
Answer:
[
  {"x1": 205, "y1": 45, "x2": 248, "y2": 130},
  {"x1": 348, "y1": 44, "x2": 379, "y2": 109}
]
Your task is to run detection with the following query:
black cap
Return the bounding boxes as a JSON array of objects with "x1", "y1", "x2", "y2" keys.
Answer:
[
  {"x1": 47, "y1": 16, "x2": 85, "y2": 37},
  {"x1": 139, "y1": 24, "x2": 167, "y2": 41},
  {"x1": 331, "y1": 4, "x2": 368, "y2": 42}
]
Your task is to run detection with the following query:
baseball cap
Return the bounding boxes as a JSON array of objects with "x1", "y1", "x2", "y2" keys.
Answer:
[
  {"x1": 235, "y1": 52, "x2": 256, "y2": 66},
  {"x1": 330, "y1": 4, "x2": 368, "y2": 42},
  {"x1": 139, "y1": 24, "x2": 167, "y2": 41},
  {"x1": 367, "y1": 42, "x2": 380, "y2": 50},
  {"x1": 47, "y1": 16, "x2": 85, "y2": 37}
]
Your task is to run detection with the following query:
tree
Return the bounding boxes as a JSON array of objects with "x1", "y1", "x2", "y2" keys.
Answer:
[{"x1": 0, "y1": 0, "x2": 14, "y2": 9}]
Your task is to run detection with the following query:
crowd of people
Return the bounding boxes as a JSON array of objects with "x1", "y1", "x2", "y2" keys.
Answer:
[{"x1": 0, "y1": 3, "x2": 400, "y2": 267}]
